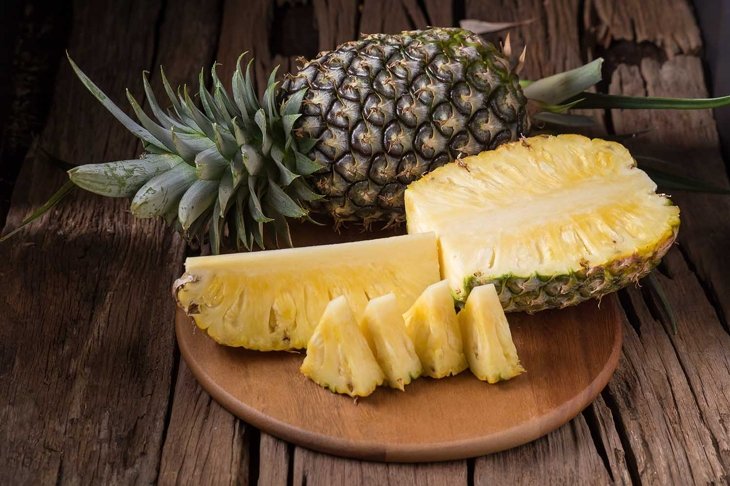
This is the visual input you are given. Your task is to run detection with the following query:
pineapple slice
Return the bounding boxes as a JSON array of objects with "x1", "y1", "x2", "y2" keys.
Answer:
[
  {"x1": 405, "y1": 134, "x2": 680, "y2": 312},
  {"x1": 459, "y1": 284, "x2": 525, "y2": 383},
  {"x1": 403, "y1": 280, "x2": 468, "y2": 378},
  {"x1": 301, "y1": 296, "x2": 384, "y2": 397},
  {"x1": 360, "y1": 294, "x2": 422, "y2": 390},
  {"x1": 174, "y1": 232, "x2": 440, "y2": 350}
]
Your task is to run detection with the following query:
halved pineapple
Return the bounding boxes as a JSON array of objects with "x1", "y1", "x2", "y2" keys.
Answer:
[
  {"x1": 405, "y1": 134, "x2": 680, "y2": 312},
  {"x1": 459, "y1": 284, "x2": 525, "y2": 383},
  {"x1": 403, "y1": 280, "x2": 468, "y2": 379},
  {"x1": 174, "y1": 232, "x2": 440, "y2": 350},
  {"x1": 360, "y1": 294, "x2": 422, "y2": 390},
  {"x1": 301, "y1": 296, "x2": 384, "y2": 397}
]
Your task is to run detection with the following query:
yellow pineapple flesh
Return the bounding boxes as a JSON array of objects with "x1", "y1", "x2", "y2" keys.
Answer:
[
  {"x1": 405, "y1": 134, "x2": 680, "y2": 312},
  {"x1": 174, "y1": 232, "x2": 440, "y2": 350},
  {"x1": 404, "y1": 280, "x2": 468, "y2": 379},
  {"x1": 360, "y1": 293, "x2": 422, "y2": 390},
  {"x1": 300, "y1": 296, "x2": 384, "y2": 397},
  {"x1": 459, "y1": 284, "x2": 525, "y2": 383}
]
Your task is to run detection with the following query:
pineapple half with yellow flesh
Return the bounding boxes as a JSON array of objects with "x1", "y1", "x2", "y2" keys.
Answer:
[
  {"x1": 360, "y1": 294, "x2": 422, "y2": 390},
  {"x1": 301, "y1": 296, "x2": 385, "y2": 397},
  {"x1": 459, "y1": 284, "x2": 525, "y2": 383},
  {"x1": 404, "y1": 280, "x2": 468, "y2": 378},
  {"x1": 406, "y1": 134, "x2": 680, "y2": 312},
  {"x1": 174, "y1": 232, "x2": 440, "y2": 350}
]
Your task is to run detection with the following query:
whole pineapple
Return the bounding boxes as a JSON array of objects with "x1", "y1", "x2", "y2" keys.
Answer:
[
  {"x1": 59, "y1": 27, "x2": 526, "y2": 251},
  {"x1": 15, "y1": 27, "x2": 724, "y2": 251},
  {"x1": 280, "y1": 28, "x2": 527, "y2": 227}
]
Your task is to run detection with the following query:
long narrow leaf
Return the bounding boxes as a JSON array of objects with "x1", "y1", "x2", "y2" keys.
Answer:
[
  {"x1": 523, "y1": 58, "x2": 603, "y2": 105},
  {"x1": 67, "y1": 54, "x2": 165, "y2": 149},
  {"x1": 570, "y1": 91, "x2": 730, "y2": 110},
  {"x1": 0, "y1": 180, "x2": 76, "y2": 242}
]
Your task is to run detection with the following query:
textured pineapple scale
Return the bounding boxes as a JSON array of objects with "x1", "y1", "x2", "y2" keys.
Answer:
[
  {"x1": 360, "y1": 294, "x2": 422, "y2": 390},
  {"x1": 405, "y1": 134, "x2": 680, "y2": 305},
  {"x1": 301, "y1": 296, "x2": 384, "y2": 397},
  {"x1": 175, "y1": 232, "x2": 440, "y2": 351}
]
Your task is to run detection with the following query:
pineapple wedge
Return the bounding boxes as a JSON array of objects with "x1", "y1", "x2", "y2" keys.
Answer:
[
  {"x1": 174, "y1": 232, "x2": 440, "y2": 350},
  {"x1": 360, "y1": 294, "x2": 422, "y2": 390},
  {"x1": 405, "y1": 134, "x2": 680, "y2": 312},
  {"x1": 404, "y1": 280, "x2": 468, "y2": 378},
  {"x1": 301, "y1": 296, "x2": 385, "y2": 397},
  {"x1": 459, "y1": 284, "x2": 525, "y2": 383}
]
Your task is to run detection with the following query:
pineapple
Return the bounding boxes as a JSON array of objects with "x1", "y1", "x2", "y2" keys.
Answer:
[
  {"x1": 174, "y1": 232, "x2": 440, "y2": 350},
  {"x1": 42, "y1": 28, "x2": 529, "y2": 250},
  {"x1": 301, "y1": 296, "x2": 384, "y2": 397},
  {"x1": 403, "y1": 280, "x2": 468, "y2": 378},
  {"x1": 405, "y1": 134, "x2": 680, "y2": 312},
  {"x1": 459, "y1": 284, "x2": 525, "y2": 383},
  {"x1": 8, "y1": 27, "x2": 728, "y2": 249},
  {"x1": 360, "y1": 294, "x2": 422, "y2": 390}
]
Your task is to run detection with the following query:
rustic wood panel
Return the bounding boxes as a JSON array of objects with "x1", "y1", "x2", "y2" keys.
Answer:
[{"x1": 158, "y1": 362, "x2": 249, "y2": 485}]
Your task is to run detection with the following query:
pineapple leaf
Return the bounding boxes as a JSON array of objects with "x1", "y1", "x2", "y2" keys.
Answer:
[
  {"x1": 272, "y1": 212, "x2": 294, "y2": 248},
  {"x1": 195, "y1": 146, "x2": 228, "y2": 180},
  {"x1": 178, "y1": 179, "x2": 218, "y2": 230},
  {"x1": 208, "y1": 198, "x2": 223, "y2": 255},
  {"x1": 160, "y1": 66, "x2": 183, "y2": 113},
  {"x1": 68, "y1": 154, "x2": 181, "y2": 197},
  {"x1": 183, "y1": 88, "x2": 215, "y2": 139},
  {"x1": 126, "y1": 90, "x2": 176, "y2": 151},
  {"x1": 265, "y1": 180, "x2": 307, "y2": 218},
  {"x1": 234, "y1": 189, "x2": 251, "y2": 251},
  {"x1": 248, "y1": 177, "x2": 273, "y2": 223},
  {"x1": 270, "y1": 145, "x2": 299, "y2": 186},
  {"x1": 294, "y1": 151, "x2": 325, "y2": 175},
  {"x1": 0, "y1": 180, "x2": 76, "y2": 243},
  {"x1": 459, "y1": 18, "x2": 535, "y2": 34},
  {"x1": 281, "y1": 88, "x2": 307, "y2": 116},
  {"x1": 291, "y1": 178, "x2": 324, "y2": 202},
  {"x1": 217, "y1": 169, "x2": 235, "y2": 216},
  {"x1": 142, "y1": 72, "x2": 186, "y2": 130},
  {"x1": 532, "y1": 112, "x2": 596, "y2": 127},
  {"x1": 570, "y1": 91, "x2": 730, "y2": 110},
  {"x1": 524, "y1": 58, "x2": 603, "y2": 105},
  {"x1": 67, "y1": 54, "x2": 166, "y2": 150}
]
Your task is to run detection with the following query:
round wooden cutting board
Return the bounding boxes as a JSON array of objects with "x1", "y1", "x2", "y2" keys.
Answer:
[{"x1": 175, "y1": 295, "x2": 623, "y2": 462}]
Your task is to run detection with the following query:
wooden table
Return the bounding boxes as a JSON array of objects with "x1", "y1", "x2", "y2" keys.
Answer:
[{"x1": 2, "y1": 1, "x2": 729, "y2": 484}]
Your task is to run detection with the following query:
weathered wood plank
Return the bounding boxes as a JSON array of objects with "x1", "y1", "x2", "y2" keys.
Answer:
[
  {"x1": 292, "y1": 448, "x2": 467, "y2": 486},
  {"x1": 0, "y1": 0, "x2": 178, "y2": 483},
  {"x1": 158, "y1": 362, "x2": 249, "y2": 485},
  {"x1": 603, "y1": 251, "x2": 729, "y2": 484},
  {"x1": 258, "y1": 434, "x2": 290, "y2": 486},
  {"x1": 474, "y1": 414, "x2": 615, "y2": 485},
  {"x1": 588, "y1": 0, "x2": 701, "y2": 55}
]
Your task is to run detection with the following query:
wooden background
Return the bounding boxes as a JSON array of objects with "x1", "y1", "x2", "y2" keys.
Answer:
[{"x1": 1, "y1": 0, "x2": 729, "y2": 484}]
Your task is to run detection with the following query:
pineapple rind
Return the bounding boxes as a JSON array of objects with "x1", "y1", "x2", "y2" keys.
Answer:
[
  {"x1": 360, "y1": 293, "x2": 422, "y2": 390},
  {"x1": 459, "y1": 284, "x2": 525, "y2": 383},
  {"x1": 405, "y1": 134, "x2": 681, "y2": 312},
  {"x1": 174, "y1": 233, "x2": 440, "y2": 351},
  {"x1": 404, "y1": 280, "x2": 468, "y2": 379},
  {"x1": 301, "y1": 296, "x2": 385, "y2": 397}
]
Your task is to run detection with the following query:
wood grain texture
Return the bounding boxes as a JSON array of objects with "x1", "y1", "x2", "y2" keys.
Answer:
[
  {"x1": 158, "y1": 362, "x2": 249, "y2": 486},
  {"x1": 0, "y1": 0, "x2": 174, "y2": 483},
  {"x1": 176, "y1": 295, "x2": 622, "y2": 462}
]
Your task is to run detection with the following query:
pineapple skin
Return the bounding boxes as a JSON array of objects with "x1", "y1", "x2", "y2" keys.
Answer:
[
  {"x1": 405, "y1": 134, "x2": 681, "y2": 313},
  {"x1": 281, "y1": 27, "x2": 527, "y2": 226}
]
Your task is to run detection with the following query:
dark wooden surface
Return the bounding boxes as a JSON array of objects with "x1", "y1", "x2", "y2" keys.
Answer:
[{"x1": 1, "y1": 0, "x2": 728, "y2": 484}]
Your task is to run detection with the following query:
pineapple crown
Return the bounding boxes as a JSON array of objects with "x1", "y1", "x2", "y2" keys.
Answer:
[{"x1": 66, "y1": 54, "x2": 321, "y2": 253}]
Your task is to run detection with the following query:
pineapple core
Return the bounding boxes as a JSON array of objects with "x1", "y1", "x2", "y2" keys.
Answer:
[
  {"x1": 174, "y1": 232, "x2": 440, "y2": 351},
  {"x1": 360, "y1": 294, "x2": 422, "y2": 390},
  {"x1": 405, "y1": 134, "x2": 680, "y2": 311},
  {"x1": 459, "y1": 284, "x2": 525, "y2": 383},
  {"x1": 404, "y1": 280, "x2": 468, "y2": 378},
  {"x1": 301, "y1": 296, "x2": 384, "y2": 397}
]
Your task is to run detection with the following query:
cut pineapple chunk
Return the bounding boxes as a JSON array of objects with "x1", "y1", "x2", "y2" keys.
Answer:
[
  {"x1": 360, "y1": 294, "x2": 422, "y2": 390},
  {"x1": 174, "y1": 232, "x2": 440, "y2": 350},
  {"x1": 301, "y1": 296, "x2": 384, "y2": 397},
  {"x1": 405, "y1": 134, "x2": 680, "y2": 312},
  {"x1": 403, "y1": 280, "x2": 467, "y2": 378},
  {"x1": 459, "y1": 284, "x2": 525, "y2": 383}
]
